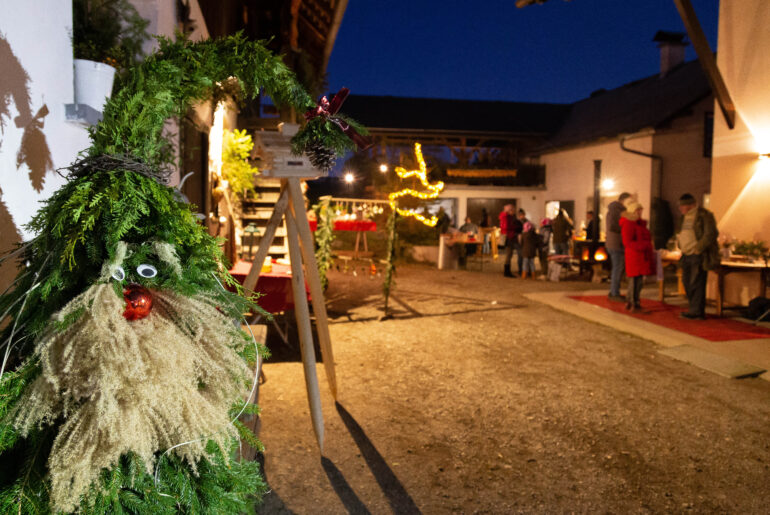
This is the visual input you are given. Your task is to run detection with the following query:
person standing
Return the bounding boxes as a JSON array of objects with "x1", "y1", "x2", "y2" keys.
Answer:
[
  {"x1": 606, "y1": 192, "x2": 631, "y2": 301},
  {"x1": 516, "y1": 209, "x2": 529, "y2": 274},
  {"x1": 498, "y1": 204, "x2": 522, "y2": 277},
  {"x1": 620, "y1": 201, "x2": 655, "y2": 313},
  {"x1": 520, "y1": 221, "x2": 539, "y2": 279},
  {"x1": 551, "y1": 208, "x2": 573, "y2": 256},
  {"x1": 676, "y1": 193, "x2": 719, "y2": 320},
  {"x1": 585, "y1": 210, "x2": 597, "y2": 240},
  {"x1": 479, "y1": 208, "x2": 490, "y2": 228},
  {"x1": 537, "y1": 217, "x2": 553, "y2": 278}
]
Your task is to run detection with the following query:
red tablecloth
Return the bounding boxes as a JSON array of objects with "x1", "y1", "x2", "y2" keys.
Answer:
[
  {"x1": 307, "y1": 219, "x2": 377, "y2": 232},
  {"x1": 229, "y1": 260, "x2": 309, "y2": 314},
  {"x1": 334, "y1": 220, "x2": 376, "y2": 232}
]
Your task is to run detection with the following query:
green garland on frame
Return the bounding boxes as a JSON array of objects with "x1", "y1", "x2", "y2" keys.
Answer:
[
  {"x1": 382, "y1": 208, "x2": 398, "y2": 316},
  {"x1": 313, "y1": 196, "x2": 336, "y2": 291},
  {"x1": 0, "y1": 34, "x2": 359, "y2": 514}
]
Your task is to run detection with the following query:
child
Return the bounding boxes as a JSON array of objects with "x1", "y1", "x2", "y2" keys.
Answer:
[{"x1": 520, "y1": 221, "x2": 539, "y2": 279}]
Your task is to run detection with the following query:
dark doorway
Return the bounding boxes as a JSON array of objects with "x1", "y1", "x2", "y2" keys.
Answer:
[{"x1": 467, "y1": 198, "x2": 517, "y2": 227}]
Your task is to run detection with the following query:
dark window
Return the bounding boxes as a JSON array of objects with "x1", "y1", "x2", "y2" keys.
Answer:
[{"x1": 703, "y1": 112, "x2": 714, "y2": 158}]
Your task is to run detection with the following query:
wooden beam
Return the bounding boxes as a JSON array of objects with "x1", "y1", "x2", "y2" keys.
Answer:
[{"x1": 673, "y1": 0, "x2": 736, "y2": 129}]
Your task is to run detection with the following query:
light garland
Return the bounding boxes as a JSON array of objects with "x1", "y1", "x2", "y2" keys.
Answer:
[{"x1": 388, "y1": 143, "x2": 445, "y2": 226}]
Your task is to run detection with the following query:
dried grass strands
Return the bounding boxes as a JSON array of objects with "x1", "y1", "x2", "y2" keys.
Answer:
[{"x1": 12, "y1": 283, "x2": 250, "y2": 512}]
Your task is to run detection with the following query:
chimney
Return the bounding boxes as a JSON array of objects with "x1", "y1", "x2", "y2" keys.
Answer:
[{"x1": 653, "y1": 31, "x2": 688, "y2": 77}]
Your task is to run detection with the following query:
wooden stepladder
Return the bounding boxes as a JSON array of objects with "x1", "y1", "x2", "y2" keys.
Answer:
[{"x1": 241, "y1": 177, "x2": 336, "y2": 451}]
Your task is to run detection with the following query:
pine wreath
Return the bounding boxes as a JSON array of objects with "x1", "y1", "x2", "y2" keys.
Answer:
[{"x1": 0, "y1": 34, "x2": 363, "y2": 514}]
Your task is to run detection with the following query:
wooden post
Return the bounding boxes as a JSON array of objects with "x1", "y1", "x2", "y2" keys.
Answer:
[
  {"x1": 285, "y1": 206, "x2": 325, "y2": 451},
  {"x1": 286, "y1": 178, "x2": 338, "y2": 399},
  {"x1": 673, "y1": 0, "x2": 736, "y2": 129}
]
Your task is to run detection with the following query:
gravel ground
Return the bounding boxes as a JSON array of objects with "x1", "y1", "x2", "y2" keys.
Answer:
[{"x1": 255, "y1": 263, "x2": 770, "y2": 514}]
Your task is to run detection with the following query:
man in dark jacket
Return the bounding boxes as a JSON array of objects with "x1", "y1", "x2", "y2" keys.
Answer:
[
  {"x1": 676, "y1": 193, "x2": 719, "y2": 320},
  {"x1": 605, "y1": 192, "x2": 631, "y2": 301}
]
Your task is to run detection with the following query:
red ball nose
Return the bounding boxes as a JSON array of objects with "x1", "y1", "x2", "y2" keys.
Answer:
[{"x1": 123, "y1": 284, "x2": 153, "y2": 321}]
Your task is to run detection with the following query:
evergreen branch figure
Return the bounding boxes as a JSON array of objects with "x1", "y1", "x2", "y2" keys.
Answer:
[{"x1": 0, "y1": 34, "x2": 361, "y2": 514}]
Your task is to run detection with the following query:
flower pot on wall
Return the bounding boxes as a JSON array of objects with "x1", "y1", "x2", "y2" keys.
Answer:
[{"x1": 73, "y1": 59, "x2": 116, "y2": 111}]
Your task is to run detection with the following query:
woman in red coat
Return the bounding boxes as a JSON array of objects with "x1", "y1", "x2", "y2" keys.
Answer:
[{"x1": 620, "y1": 201, "x2": 655, "y2": 312}]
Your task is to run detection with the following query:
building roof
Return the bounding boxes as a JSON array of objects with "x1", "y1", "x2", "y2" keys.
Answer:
[
  {"x1": 340, "y1": 95, "x2": 570, "y2": 136},
  {"x1": 542, "y1": 59, "x2": 712, "y2": 151}
]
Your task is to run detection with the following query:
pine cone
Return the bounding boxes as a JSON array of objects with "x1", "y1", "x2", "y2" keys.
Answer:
[{"x1": 306, "y1": 141, "x2": 336, "y2": 173}]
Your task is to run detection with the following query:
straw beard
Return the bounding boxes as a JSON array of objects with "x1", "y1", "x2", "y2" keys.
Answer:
[{"x1": 12, "y1": 283, "x2": 251, "y2": 512}]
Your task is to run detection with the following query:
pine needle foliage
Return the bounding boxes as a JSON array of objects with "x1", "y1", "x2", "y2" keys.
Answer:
[
  {"x1": 383, "y1": 209, "x2": 398, "y2": 315},
  {"x1": 312, "y1": 196, "x2": 336, "y2": 290},
  {"x1": 0, "y1": 34, "x2": 359, "y2": 514},
  {"x1": 89, "y1": 33, "x2": 349, "y2": 169}
]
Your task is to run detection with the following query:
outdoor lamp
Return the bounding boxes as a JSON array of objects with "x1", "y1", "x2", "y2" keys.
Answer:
[
  {"x1": 344, "y1": 172, "x2": 355, "y2": 183},
  {"x1": 379, "y1": 163, "x2": 388, "y2": 172}
]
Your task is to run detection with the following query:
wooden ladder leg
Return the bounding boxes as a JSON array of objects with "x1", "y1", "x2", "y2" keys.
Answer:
[
  {"x1": 285, "y1": 203, "x2": 325, "y2": 451},
  {"x1": 287, "y1": 178, "x2": 338, "y2": 399}
]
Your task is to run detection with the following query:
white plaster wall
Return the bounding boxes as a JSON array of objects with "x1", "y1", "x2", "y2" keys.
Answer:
[
  {"x1": 0, "y1": 0, "x2": 92, "y2": 242},
  {"x1": 711, "y1": 0, "x2": 770, "y2": 243},
  {"x1": 540, "y1": 136, "x2": 654, "y2": 234},
  {"x1": 707, "y1": 0, "x2": 770, "y2": 306}
]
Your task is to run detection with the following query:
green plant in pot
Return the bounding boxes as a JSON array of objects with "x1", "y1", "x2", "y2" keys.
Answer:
[
  {"x1": 72, "y1": 0, "x2": 150, "y2": 109},
  {"x1": 73, "y1": 0, "x2": 149, "y2": 74}
]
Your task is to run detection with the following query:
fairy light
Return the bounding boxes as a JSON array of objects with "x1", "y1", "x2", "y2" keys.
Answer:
[{"x1": 388, "y1": 142, "x2": 445, "y2": 226}]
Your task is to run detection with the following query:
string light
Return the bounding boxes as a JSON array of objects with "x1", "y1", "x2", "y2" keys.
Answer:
[{"x1": 388, "y1": 143, "x2": 445, "y2": 226}]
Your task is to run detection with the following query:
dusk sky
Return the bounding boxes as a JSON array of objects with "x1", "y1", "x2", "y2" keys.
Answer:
[{"x1": 327, "y1": 0, "x2": 719, "y2": 104}]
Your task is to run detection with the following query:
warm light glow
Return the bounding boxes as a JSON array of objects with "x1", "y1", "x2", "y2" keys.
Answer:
[
  {"x1": 601, "y1": 178, "x2": 615, "y2": 190},
  {"x1": 594, "y1": 247, "x2": 608, "y2": 261},
  {"x1": 388, "y1": 143, "x2": 445, "y2": 226},
  {"x1": 209, "y1": 102, "x2": 226, "y2": 179},
  {"x1": 379, "y1": 163, "x2": 388, "y2": 173},
  {"x1": 581, "y1": 247, "x2": 590, "y2": 261},
  {"x1": 344, "y1": 172, "x2": 355, "y2": 183},
  {"x1": 759, "y1": 153, "x2": 770, "y2": 161}
]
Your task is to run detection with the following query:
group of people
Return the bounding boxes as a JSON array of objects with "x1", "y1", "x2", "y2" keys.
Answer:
[
  {"x1": 606, "y1": 192, "x2": 719, "y2": 319},
  {"x1": 491, "y1": 192, "x2": 719, "y2": 319},
  {"x1": 498, "y1": 204, "x2": 567, "y2": 279}
]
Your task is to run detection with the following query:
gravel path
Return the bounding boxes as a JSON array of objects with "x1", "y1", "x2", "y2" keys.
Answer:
[{"x1": 256, "y1": 264, "x2": 770, "y2": 514}]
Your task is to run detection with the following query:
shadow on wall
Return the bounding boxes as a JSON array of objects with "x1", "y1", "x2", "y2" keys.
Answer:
[
  {"x1": 0, "y1": 187, "x2": 22, "y2": 296},
  {"x1": 0, "y1": 34, "x2": 53, "y2": 192}
]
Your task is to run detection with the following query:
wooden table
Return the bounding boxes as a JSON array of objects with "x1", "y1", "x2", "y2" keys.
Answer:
[
  {"x1": 715, "y1": 260, "x2": 770, "y2": 316},
  {"x1": 657, "y1": 253, "x2": 685, "y2": 302},
  {"x1": 438, "y1": 234, "x2": 485, "y2": 270}
]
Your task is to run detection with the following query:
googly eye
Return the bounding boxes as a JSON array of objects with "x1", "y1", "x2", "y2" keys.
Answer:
[
  {"x1": 112, "y1": 266, "x2": 126, "y2": 282},
  {"x1": 136, "y1": 264, "x2": 158, "y2": 278}
]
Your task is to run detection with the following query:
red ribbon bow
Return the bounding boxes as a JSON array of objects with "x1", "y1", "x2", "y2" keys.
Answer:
[{"x1": 305, "y1": 87, "x2": 372, "y2": 150}]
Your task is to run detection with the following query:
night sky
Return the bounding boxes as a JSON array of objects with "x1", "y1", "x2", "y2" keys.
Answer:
[{"x1": 327, "y1": 0, "x2": 719, "y2": 104}]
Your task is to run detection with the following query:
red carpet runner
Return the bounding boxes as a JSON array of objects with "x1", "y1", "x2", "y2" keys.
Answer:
[{"x1": 569, "y1": 295, "x2": 770, "y2": 342}]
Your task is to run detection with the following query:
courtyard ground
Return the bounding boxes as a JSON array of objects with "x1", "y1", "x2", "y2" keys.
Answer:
[{"x1": 255, "y1": 263, "x2": 770, "y2": 514}]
